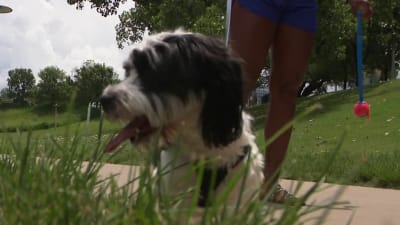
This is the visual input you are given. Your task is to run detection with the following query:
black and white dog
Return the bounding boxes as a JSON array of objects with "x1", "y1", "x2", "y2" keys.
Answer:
[{"x1": 100, "y1": 30, "x2": 264, "y2": 207}]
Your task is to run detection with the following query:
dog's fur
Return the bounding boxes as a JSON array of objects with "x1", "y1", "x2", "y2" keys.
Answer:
[{"x1": 100, "y1": 30, "x2": 264, "y2": 207}]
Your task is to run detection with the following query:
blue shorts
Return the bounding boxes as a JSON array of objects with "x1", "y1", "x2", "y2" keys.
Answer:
[{"x1": 238, "y1": 0, "x2": 318, "y2": 33}]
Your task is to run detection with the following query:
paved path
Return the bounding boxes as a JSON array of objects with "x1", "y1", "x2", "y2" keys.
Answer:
[
  {"x1": 96, "y1": 163, "x2": 400, "y2": 225},
  {"x1": 281, "y1": 180, "x2": 400, "y2": 225}
]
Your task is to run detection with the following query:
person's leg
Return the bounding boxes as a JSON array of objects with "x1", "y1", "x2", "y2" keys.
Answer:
[
  {"x1": 229, "y1": 0, "x2": 316, "y2": 202},
  {"x1": 262, "y1": 24, "x2": 314, "y2": 193},
  {"x1": 228, "y1": 0, "x2": 277, "y2": 102}
]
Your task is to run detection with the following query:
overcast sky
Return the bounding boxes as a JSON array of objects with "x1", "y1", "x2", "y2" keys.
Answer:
[{"x1": 0, "y1": 0, "x2": 135, "y2": 89}]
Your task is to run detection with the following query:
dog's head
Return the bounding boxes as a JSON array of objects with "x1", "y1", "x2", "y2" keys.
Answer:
[{"x1": 101, "y1": 30, "x2": 244, "y2": 152}]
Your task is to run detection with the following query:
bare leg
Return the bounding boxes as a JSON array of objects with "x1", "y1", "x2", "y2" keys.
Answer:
[
  {"x1": 229, "y1": 1, "x2": 276, "y2": 102},
  {"x1": 229, "y1": 0, "x2": 314, "y2": 201},
  {"x1": 263, "y1": 24, "x2": 314, "y2": 191}
]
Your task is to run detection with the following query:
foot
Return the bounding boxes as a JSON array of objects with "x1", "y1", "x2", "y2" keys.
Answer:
[{"x1": 269, "y1": 184, "x2": 304, "y2": 205}]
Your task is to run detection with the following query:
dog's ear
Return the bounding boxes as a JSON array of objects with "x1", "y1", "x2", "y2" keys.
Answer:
[
  {"x1": 201, "y1": 57, "x2": 244, "y2": 147},
  {"x1": 131, "y1": 49, "x2": 152, "y2": 74}
]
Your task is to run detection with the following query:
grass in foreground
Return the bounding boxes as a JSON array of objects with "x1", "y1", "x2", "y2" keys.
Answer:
[
  {"x1": 0, "y1": 119, "x2": 345, "y2": 225},
  {"x1": 1, "y1": 80, "x2": 399, "y2": 190},
  {"x1": 3, "y1": 79, "x2": 385, "y2": 224}
]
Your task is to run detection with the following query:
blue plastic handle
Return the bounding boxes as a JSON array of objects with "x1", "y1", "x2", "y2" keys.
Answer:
[{"x1": 357, "y1": 9, "x2": 364, "y2": 102}]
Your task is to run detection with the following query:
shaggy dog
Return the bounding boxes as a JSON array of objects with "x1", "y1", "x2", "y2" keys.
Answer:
[{"x1": 100, "y1": 30, "x2": 264, "y2": 208}]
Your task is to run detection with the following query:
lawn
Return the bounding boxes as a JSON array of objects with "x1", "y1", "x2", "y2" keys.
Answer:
[
  {"x1": 256, "y1": 80, "x2": 400, "y2": 189},
  {"x1": 1, "y1": 80, "x2": 399, "y2": 189},
  {"x1": 0, "y1": 113, "x2": 328, "y2": 225},
  {"x1": 1, "y1": 80, "x2": 398, "y2": 224},
  {"x1": 0, "y1": 107, "x2": 81, "y2": 132}
]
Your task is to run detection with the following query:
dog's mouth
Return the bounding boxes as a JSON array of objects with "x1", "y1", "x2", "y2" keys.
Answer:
[{"x1": 105, "y1": 116, "x2": 156, "y2": 152}]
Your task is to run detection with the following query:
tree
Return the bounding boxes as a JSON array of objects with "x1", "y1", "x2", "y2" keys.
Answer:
[
  {"x1": 67, "y1": 0, "x2": 127, "y2": 16},
  {"x1": 35, "y1": 66, "x2": 72, "y2": 110},
  {"x1": 313, "y1": 0, "x2": 400, "y2": 86},
  {"x1": 69, "y1": 0, "x2": 400, "y2": 96},
  {"x1": 364, "y1": 0, "x2": 400, "y2": 80},
  {"x1": 74, "y1": 60, "x2": 119, "y2": 107},
  {"x1": 300, "y1": 0, "x2": 357, "y2": 95},
  {"x1": 67, "y1": 0, "x2": 226, "y2": 48},
  {"x1": 116, "y1": 0, "x2": 226, "y2": 47},
  {"x1": 299, "y1": 0, "x2": 400, "y2": 95},
  {"x1": 7, "y1": 68, "x2": 36, "y2": 106}
]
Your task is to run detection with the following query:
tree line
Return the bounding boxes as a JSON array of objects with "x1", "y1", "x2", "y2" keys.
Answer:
[
  {"x1": 2, "y1": 0, "x2": 399, "y2": 108},
  {"x1": 68, "y1": 0, "x2": 400, "y2": 96},
  {"x1": 1, "y1": 60, "x2": 118, "y2": 111}
]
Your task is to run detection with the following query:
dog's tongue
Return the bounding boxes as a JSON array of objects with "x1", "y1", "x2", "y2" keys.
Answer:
[{"x1": 105, "y1": 117, "x2": 153, "y2": 152}]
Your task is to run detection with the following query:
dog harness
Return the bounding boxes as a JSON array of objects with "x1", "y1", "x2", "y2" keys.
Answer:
[{"x1": 197, "y1": 145, "x2": 251, "y2": 207}]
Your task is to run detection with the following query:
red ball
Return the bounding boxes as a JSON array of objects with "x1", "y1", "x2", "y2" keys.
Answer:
[{"x1": 354, "y1": 101, "x2": 370, "y2": 118}]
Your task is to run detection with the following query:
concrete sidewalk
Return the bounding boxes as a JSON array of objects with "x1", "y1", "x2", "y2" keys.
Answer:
[
  {"x1": 96, "y1": 163, "x2": 400, "y2": 225},
  {"x1": 280, "y1": 180, "x2": 400, "y2": 225}
]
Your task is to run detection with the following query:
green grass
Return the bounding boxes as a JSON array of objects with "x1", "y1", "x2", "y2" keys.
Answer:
[
  {"x1": 4, "y1": 81, "x2": 397, "y2": 224},
  {"x1": 0, "y1": 107, "x2": 80, "y2": 132},
  {"x1": 256, "y1": 80, "x2": 400, "y2": 189},
  {"x1": 1, "y1": 80, "x2": 400, "y2": 190},
  {"x1": 0, "y1": 119, "x2": 143, "y2": 165},
  {"x1": 0, "y1": 116, "x2": 338, "y2": 225}
]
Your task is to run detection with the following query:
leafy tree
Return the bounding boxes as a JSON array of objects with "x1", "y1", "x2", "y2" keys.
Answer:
[
  {"x1": 69, "y1": 0, "x2": 400, "y2": 96},
  {"x1": 67, "y1": 0, "x2": 226, "y2": 48},
  {"x1": 67, "y1": 0, "x2": 127, "y2": 16},
  {"x1": 35, "y1": 66, "x2": 73, "y2": 110},
  {"x1": 7, "y1": 68, "x2": 36, "y2": 106},
  {"x1": 364, "y1": 0, "x2": 400, "y2": 80},
  {"x1": 116, "y1": 0, "x2": 226, "y2": 47},
  {"x1": 300, "y1": 0, "x2": 399, "y2": 95},
  {"x1": 74, "y1": 60, "x2": 119, "y2": 107},
  {"x1": 298, "y1": 0, "x2": 357, "y2": 96}
]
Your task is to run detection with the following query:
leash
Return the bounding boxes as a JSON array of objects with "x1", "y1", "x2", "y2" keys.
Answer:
[
  {"x1": 356, "y1": 9, "x2": 364, "y2": 103},
  {"x1": 353, "y1": 9, "x2": 370, "y2": 119}
]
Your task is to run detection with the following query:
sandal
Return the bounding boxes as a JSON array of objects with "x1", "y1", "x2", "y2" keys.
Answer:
[{"x1": 269, "y1": 184, "x2": 304, "y2": 205}]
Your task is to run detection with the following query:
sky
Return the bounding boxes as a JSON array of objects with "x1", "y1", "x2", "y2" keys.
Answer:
[{"x1": 0, "y1": 0, "x2": 135, "y2": 89}]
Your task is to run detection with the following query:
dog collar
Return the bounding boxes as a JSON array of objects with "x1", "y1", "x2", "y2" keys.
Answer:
[{"x1": 197, "y1": 145, "x2": 251, "y2": 207}]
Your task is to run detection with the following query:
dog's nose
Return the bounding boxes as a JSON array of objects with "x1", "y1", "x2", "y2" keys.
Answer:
[{"x1": 100, "y1": 95, "x2": 116, "y2": 113}]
